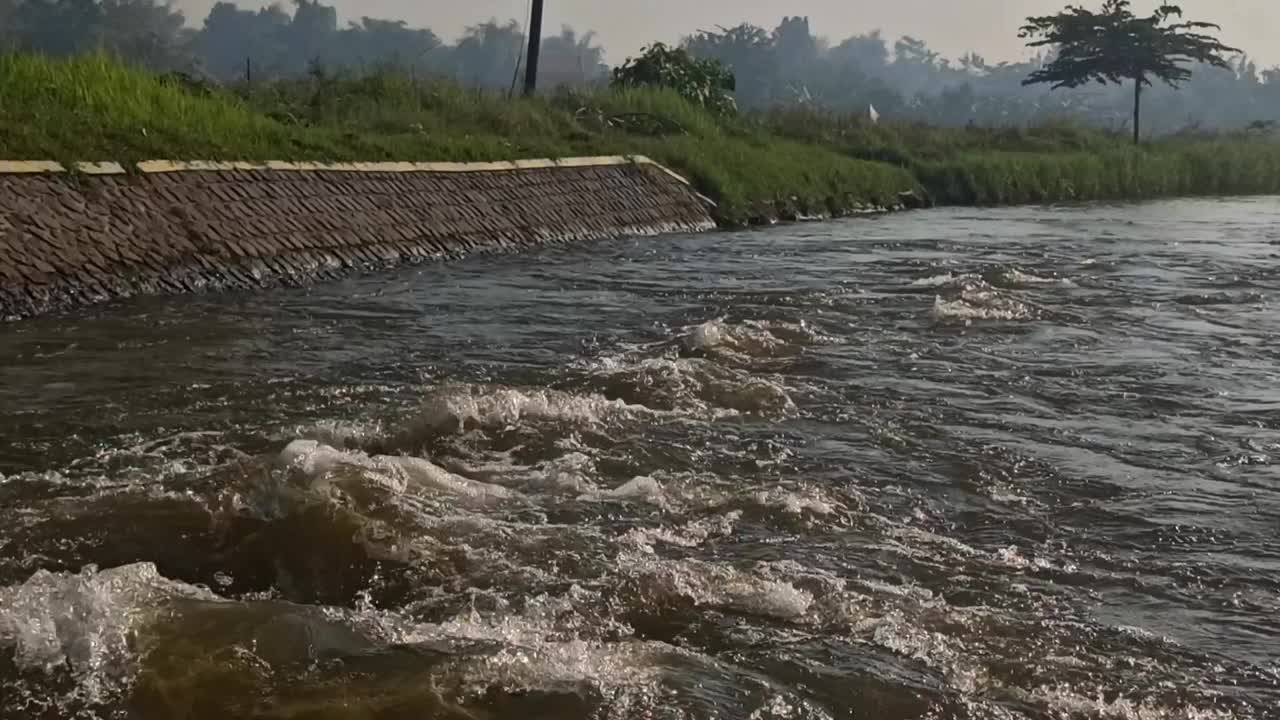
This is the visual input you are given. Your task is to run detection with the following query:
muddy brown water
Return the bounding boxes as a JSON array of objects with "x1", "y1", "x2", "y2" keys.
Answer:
[{"x1": 3, "y1": 198, "x2": 1280, "y2": 719}]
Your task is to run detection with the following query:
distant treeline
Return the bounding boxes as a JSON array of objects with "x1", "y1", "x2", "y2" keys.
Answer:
[{"x1": 2, "y1": 0, "x2": 1278, "y2": 133}]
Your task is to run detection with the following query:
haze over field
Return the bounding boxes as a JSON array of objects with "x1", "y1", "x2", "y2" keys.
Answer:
[
  {"x1": 171, "y1": 0, "x2": 1280, "y2": 67},
  {"x1": 4, "y1": 0, "x2": 1279, "y2": 132}
]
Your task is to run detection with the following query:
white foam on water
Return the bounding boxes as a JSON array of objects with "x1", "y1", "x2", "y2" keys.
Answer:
[
  {"x1": 685, "y1": 319, "x2": 731, "y2": 353},
  {"x1": 577, "y1": 319, "x2": 811, "y2": 418},
  {"x1": 1018, "y1": 684, "x2": 1244, "y2": 720},
  {"x1": 288, "y1": 418, "x2": 388, "y2": 447},
  {"x1": 0, "y1": 561, "x2": 694, "y2": 715},
  {"x1": 914, "y1": 269, "x2": 1074, "y2": 291},
  {"x1": 0, "y1": 470, "x2": 80, "y2": 487},
  {"x1": 415, "y1": 384, "x2": 652, "y2": 433},
  {"x1": 715, "y1": 376, "x2": 797, "y2": 415},
  {"x1": 383, "y1": 599, "x2": 697, "y2": 700},
  {"x1": 746, "y1": 693, "x2": 837, "y2": 720},
  {"x1": 991, "y1": 545, "x2": 1058, "y2": 572},
  {"x1": 919, "y1": 273, "x2": 1039, "y2": 323},
  {"x1": 850, "y1": 578, "x2": 937, "y2": 603},
  {"x1": 461, "y1": 638, "x2": 672, "y2": 700},
  {"x1": 886, "y1": 527, "x2": 1079, "y2": 578},
  {"x1": 1115, "y1": 624, "x2": 1163, "y2": 641},
  {"x1": 862, "y1": 611, "x2": 959, "y2": 661},
  {"x1": 887, "y1": 526, "x2": 986, "y2": 559},
  {"x1": 448, "y1": 449, "x2": 602, "y2": 494},
  {"x1": 620, "y1": 553, "x2": 815, "y2": 621},
  {"x1": 274, "y1": 438, "x2": 349, "y2": 480},
  {"x1": 684, "y1": 482, "x2": 866, "y2": 531},
  {"x1": 750, "y1": 487, "x2": 839, "y2": 517},
  {"x1": 0, "y1": 563, "x2": 218, "y2": 704},
  {"x1": 590, "y1": 355, "x2": 795, "y2": 417},
  {"x1": 530, "y1": 452, "x2": 600, "y2": 493},
  {"x1": 620, "y1": 512, "x2": 742, "y2": 550},
  {"x1": 267, "y1": 439, "x2": 519, "y2": 519},
  {"x1": 999, "y1": 268, "x2": 1077, "y2": 288},
  {"x1": 682, "y1": 318, "x2": 836, "y2": 359},
  {"x1": 448, "y1": 632, "x2": 672, "y2": 697},
  {"x1": 987, "y1": 487, "x2": 1042, "y2": 507},
  {"x1": 931, "y1": 294, "x2": 1033, "y2": 322},
  {"x1": 912, "y1": 272, "x2": 981, "y2": 288},
  {"x1": 584, "y1": 475, "x2": 667, "y2": 505},
  {"x1": 843, "y1": 606, "x2": 994, "y2": 695}
]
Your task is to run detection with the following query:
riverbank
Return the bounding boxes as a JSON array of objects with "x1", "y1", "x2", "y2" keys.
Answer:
[
  {"x1": 4, "y1": 53, "x2": 1280, "y2": 225},
  {"x1": 0, "y1": 157, "x2": 716, "y2": 320}
]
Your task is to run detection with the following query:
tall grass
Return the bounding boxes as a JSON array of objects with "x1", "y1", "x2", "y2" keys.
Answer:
[
  {"x1": 764, "y1": 106, "x2": 1280, "y2": 204},
  {"x1": 2, "y1": 53, "x2": 1279, "y2": 224},
  {"x1": 0, "y1": 53, "x2": 919, "y2": 223},
  {"x1": 0, "y1": 53, "x2": 299, "y2": 163}
]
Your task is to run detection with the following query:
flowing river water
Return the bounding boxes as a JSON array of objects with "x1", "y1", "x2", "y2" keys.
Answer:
[{"x1": 3, "y1": 198, "x2": 1280, "y2": 719}]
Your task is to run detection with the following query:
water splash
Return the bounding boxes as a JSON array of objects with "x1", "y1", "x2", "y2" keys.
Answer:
[{"x1": 0, "y1": 563, "x2": 217, "y2": 705}]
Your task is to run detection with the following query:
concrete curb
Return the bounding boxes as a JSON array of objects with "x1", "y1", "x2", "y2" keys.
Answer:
[
  {"x1": 0, "y1": 155, "x2": 672, "y2": 177},
  {"x1": 0, "y1": 155, "x2": 719, "y2": 209},
  {"x1": 0, "y1": 155, "x2": 717, "y2": 319}
]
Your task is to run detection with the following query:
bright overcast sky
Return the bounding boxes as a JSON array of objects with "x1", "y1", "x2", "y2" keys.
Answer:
[{"x1": 173, "y1": 0, "x2": 1280, "y2": 67}]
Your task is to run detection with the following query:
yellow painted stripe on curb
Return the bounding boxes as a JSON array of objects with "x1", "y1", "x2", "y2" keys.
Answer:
[
  {"x1": 0, "y1": 156, "x2": 701, "y2": 200},
  {"x1": 134, "y1": 156, "x2": 654, "y2": 174},
  {"x1": 0, "y1": 161, "x2": 65, "y2": 174},
  {"x1": 136, "y1": 160, "x2": 265, "y2": 172},
  {"x1": 76, "y1": 162, "x2": 127, "y2": 175}
]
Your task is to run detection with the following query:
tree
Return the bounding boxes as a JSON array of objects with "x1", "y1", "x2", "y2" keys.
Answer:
[
  {"x1": 280, "y1": 0, "x2": 336, "y2": 73},
  {"x1": 829, "y1": 31, "x2": 888, "y2": 73},
  {"x1": 888, "y1": 35, "x2": 949, "y2": 99},
  {"x1": 8, "y1": 0, "x2": 105, "y2": 56},
  {"x1": 448, "y1": 19, "x2": 524, "y2": 89},
  {"x1": 683, "y1": 24, "x2": 773, "y2": 107},
  {"x1": 333, "y1": 18, "x2": 442, "y2": 76},
  {"x1": 612, "y1": 43, "x2": 736, "y2": 116},
  {"x1": 771, "y1": 16, "x2": 821, "y2": 104},
  {"x1": 1020, "y1": 1, "x2": 1239, "y2": 143},
  {"x1": 539, "y1": 26, "x2": 607, "y2": 89},
  {"x1": 194, "y1": 2, "x2": 290, "y2": 81},
  {"x1": 96, "y1": 0, "x2": 191, "y2": 70}
]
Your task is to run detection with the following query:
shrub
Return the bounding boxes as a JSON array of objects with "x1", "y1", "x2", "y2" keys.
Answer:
[{"x1": 610, "y1": 43, "x2": 737, "y2": 117}]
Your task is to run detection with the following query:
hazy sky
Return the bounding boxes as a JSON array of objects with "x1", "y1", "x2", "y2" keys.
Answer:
[{"x1": 174, "y1": 0, "x2": 1280, "y2": 67}]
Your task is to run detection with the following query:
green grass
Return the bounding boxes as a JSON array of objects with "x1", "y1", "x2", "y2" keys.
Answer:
[
  {"x1": 762, "y1": 106, "x2": 1280, "y2": 205},
  {"x1": 911, "y1": 143, "x2": 1280, "y2": 205},
  {"x1": 3, "y1": 53, "x2": 1279, "y2": 226},
  {"x1": 0, "y1": 53, "x2": 917, "y2": 224}
]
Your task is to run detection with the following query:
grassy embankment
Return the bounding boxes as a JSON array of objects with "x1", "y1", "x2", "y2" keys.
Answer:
[
  {"x1": 767, "y1": 108, "x2": 1280, "y2": 206},
  {"x1": 3, "y1": 53, "x2": 1280, "y2": 225}
]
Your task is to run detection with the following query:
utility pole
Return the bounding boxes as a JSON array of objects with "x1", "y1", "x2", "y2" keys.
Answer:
[{"x1": 523, "y1": 0, "x2": 545, "y2": 95}]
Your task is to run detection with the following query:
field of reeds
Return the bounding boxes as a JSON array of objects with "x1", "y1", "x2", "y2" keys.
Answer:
[{"x1": 3, "y1": 53, "x2": 1279, "y2": 225}]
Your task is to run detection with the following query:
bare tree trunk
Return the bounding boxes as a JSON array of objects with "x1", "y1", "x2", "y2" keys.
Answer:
[{"x1": 1132, "y1": 77, "x2": 1142, "y2": 145}]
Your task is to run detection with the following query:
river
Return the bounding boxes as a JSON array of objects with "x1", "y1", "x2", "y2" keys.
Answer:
[{"x1": 2, "y1": 197, "x2": 1279, "y2": 719}]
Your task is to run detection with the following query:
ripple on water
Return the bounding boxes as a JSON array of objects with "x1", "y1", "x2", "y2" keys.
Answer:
[{"x1": 5, "y1": 200, "x2": 1280, "y2": 718}]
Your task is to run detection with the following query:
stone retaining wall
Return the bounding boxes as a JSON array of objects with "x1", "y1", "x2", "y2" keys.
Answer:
[{"x1": 0, "y1": 156, "x2": 716, "y2": 319}]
